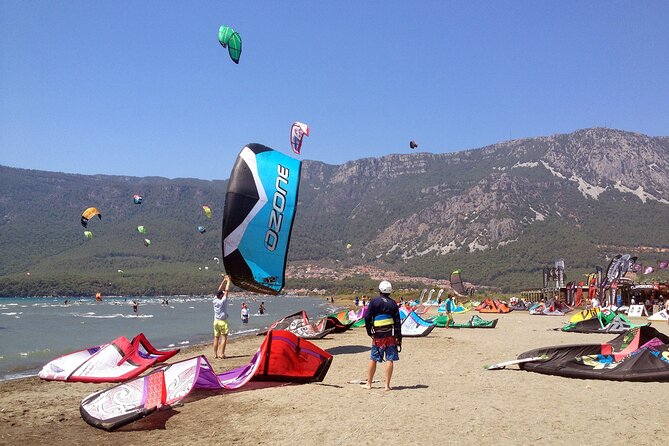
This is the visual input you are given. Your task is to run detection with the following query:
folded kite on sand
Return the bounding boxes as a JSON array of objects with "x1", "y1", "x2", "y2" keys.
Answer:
[
  {"x1": 490, "y1": 326, "x2": 669, "y2": 381},
  {"x1": 559, "y1": 311, "x2": 648, "y2": 334},
  {"x1": 259, "y1": 310, "x2": 334, "y2": 339},
  {"x1": 400, "y1": 311, "x2": 435, "y2": 337},
  {"x1": 433, "y1": 314, "x2": 498, "y2": 329},
  {"x1": 39, "y1": 333, "x2": 179, "y2": 383},
  {"x1": 80, "y1": 330, "x2": 333, "y2": 431}
]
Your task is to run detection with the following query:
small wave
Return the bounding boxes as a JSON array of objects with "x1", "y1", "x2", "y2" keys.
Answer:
[
  {"x1": 1, "y1": 312, "x2": 19, "y2": 316},
  {"x1": 232, "y1": 328, "x2": 260, "y2": 336},
  {"x1": 15, "y1": 348, "x2": 52, "y2": 357},
  {"x1": 178, "y1": 341, "x2": 190, "y2": 345},
  {"x1": 1, "y1": 370, "x2": 37, "y2": 381},
  {"x1": 74, "y1": 313, "x2": 122, "y2": 319}
]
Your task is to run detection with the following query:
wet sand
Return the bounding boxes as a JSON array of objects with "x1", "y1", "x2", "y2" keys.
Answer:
[{"x1": 1, "y1": 308, "x2": 667, "y2": 446}]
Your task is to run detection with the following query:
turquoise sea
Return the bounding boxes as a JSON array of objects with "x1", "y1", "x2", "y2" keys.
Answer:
[{"x1": 0, "y1": 294, "x2": 340, "y2": 381}]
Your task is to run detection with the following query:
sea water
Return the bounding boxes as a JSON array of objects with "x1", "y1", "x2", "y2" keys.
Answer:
[{"x1": 0, "y1": 295, "x2": 341, "y2": 381}]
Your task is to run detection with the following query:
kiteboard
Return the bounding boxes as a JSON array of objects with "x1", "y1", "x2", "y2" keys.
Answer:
[
  {"x1": 484, "y1": 355, "x2": 548, "y2": 370},
  {"x1": 346, "y1": 379, "x2": 380, "y2": 384}
]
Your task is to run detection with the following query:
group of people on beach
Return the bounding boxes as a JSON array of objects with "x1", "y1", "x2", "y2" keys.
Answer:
[{"x1": 213, "y1": 274, "x2": 403, "y2": 390}]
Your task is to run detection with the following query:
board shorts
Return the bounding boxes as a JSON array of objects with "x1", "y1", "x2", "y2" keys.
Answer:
[
  {"x1": 370, "y1": 337, "x2": 399, "y2": 362},
  {"x1": 214, "y1": 319, "x2": 229, "y2": 336}
]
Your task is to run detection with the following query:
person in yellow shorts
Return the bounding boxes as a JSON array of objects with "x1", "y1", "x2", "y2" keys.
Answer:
[{"x1": 213, "y1": 275, "x2": 231, "y2": 359}]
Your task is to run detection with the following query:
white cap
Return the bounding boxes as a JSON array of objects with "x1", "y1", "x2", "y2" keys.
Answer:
[{"x1": 379, "y1": 280, "x2": 392, "y2": 294}]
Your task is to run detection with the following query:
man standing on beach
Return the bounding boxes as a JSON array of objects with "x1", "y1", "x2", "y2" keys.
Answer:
[
  {"x1": 213, "y1": 275, "x2": 231, "y2": 359},
  {"x1": 362, "y1": 280, "x2": 402, "y2": 391}
]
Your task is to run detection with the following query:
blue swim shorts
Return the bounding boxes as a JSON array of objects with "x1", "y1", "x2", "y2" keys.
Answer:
[{"x1": 370, "y1": 338, "x2": 399, "y2": 362}]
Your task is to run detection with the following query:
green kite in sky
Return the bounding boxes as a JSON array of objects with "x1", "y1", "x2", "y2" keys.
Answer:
[{"x1": 218, "y1": 25, "x2": 242, "y2": 64}]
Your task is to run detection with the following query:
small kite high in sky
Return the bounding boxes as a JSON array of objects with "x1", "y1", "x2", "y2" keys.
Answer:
[
  {"x1": 409, "y1": 140, "x2": 418, "y2": 149},
  {"x1": 133, "y1": 194, "x2": 143, "y2": 204},
  {"x1": 218, "y1": 25, "x2": 242, "y2": 64},
  {"x1": 290, "y1": 122, "x2": 310, "y2": 155},
  {"x1": 202, "y1": 205, "x2": 212, "y2": 219}
]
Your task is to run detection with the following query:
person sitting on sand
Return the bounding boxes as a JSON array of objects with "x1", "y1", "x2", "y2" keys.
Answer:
[
  {"x1": 362, "y1": 280, "x2": 402, "y2": 391},
  {"x1": 213, "y1": 275, "x2": 231, "y2": 359}
]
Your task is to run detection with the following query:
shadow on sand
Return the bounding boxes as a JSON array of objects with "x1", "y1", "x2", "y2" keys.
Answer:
[{"x1": 326, "y1": 345, "x2": 369, "y2": 355}]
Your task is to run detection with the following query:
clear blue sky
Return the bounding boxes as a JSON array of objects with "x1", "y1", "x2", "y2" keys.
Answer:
[{"x1": 1, "y1": 1, "x2": 668, "y2": 179}]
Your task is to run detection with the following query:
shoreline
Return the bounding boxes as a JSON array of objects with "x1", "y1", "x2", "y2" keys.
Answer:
[{"x1": 0, "y1": 301, "x2": 349, "y2": 383}]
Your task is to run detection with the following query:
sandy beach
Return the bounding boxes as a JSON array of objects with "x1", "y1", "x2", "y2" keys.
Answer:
[{"x1": 1, "y1": 308, "x2": 668, "y2": 446}]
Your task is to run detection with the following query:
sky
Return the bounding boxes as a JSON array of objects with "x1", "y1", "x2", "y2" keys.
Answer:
[{"x1": 1, "y1": 1, "x2": 668, "y2": 180}]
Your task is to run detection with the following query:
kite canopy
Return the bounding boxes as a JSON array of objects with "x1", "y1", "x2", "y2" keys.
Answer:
[
  {"x1": 222, "y1": 144, "x2": 301, "y2": 294},
  {"x1": 84, "y1": 230, "x2": 93, "y2": 239},
  {"x1": 400, "y1": 311, "x2": 436, "y2": 337},
  {"x1": 519, "y1": 326, "x2": 669, "y2": 381},
  {"x1": 202, "y1": 205, "x2": 212, "y2": 219},
  {"x1": 218, "y1": 25, "x2": 242, "y2": 64},
  {"x1": 143, "y1": 238, "x2": 151, "y2": 247},
  {"x1": 560, "y1": 311, "x2": 648, "y2": 334},
  {"x1": 132, "y1": 194, "x2": 142, "y2": 204},
  {"x1": 450, "y1": 269, "x2": 467, "y2": 295},
  {"x1": 476, "y1": 298, "x2": 510, "y2": 313},
  {"x1": 261, "y1": 310, "x2": 333, "y2": 339},
  {"x1": 433, "y1": 314, "x2": 498, "y2": 329},
  {"x1": 197, "y1": 225, "x2": 206, "y2": 234},
  {"x1": 137, "y1": 225, "x2": 146, "y2": 234},
  {"x1": 290, "y1": 122, "x2": 310, "y2": 155},
  {"x1": 81, "y1": 207, "x2": 101, "y2": 228},
  {"x1": 409, "y1": 140, "x2": 418, "y2": 149},
  {"x1": 39, "y1": 333, "x2": 178, "y2": 383},
  {"x1": 80, "y1": 330, "x2": 332, "y2": 431}
]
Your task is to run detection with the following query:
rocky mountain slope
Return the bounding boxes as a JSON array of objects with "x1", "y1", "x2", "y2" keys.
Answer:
[{"x1": 2, "y1": 128, "x2": 669, "y2": 294}]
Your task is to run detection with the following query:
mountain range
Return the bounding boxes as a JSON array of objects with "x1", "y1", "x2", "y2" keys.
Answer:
[{"x1": 2, "y1": 127, "x2": 669, "y2": 296}]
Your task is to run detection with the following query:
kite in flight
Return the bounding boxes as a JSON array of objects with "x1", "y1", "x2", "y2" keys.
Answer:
[
  {"x1": 290, "y1": 122, "x2": 310, "y2": 155},
  {"x1": 133, "y1": 194, "x2": 143, "y2": 204},
  {"x1": 409, "y1": 141, "x2": 418, "y2": 149},
  {"x1": 202, "y1": 205, "x2": 212, "y2": 219},
  {"x1": 222, "y1": 143, "x2": 301, "y2": 294},
  {"x1": 218, "y1": 25, "x2": 242, "y2": 64},
  {"x1": 81, "y1": 207, "x2": 101, "y2": 228}
]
